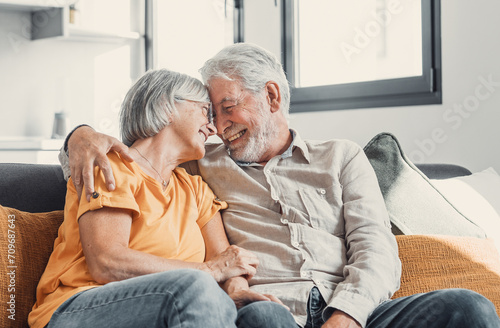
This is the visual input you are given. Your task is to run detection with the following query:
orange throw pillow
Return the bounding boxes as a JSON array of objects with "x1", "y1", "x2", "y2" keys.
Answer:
[
  {"x1": 394, "y1": 235, "x2": 500, "y2": 316},
  {"x1": 0, "y1": 206, "x2": 63, "y2": 328}
]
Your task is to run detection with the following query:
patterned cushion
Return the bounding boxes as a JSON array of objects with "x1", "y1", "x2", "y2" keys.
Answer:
[
  {"x1": 0, "y1": 206, "x2": 63, "y2": 328},
  {"x1": 394, "y1": 235, "x2": 500, "y2": 317}
]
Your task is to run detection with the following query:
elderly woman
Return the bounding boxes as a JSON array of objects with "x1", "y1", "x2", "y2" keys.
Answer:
[{"x1": 29, "y1": 69, "x2": 258, "y2": 328}]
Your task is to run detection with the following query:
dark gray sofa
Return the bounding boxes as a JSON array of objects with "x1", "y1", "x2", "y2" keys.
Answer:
[
  {"x1": 0, "y1": 160, "x2": 476, "y2": 328},
  {"x1": 0, "y1": 162, "x2": 471, "y2": 213}
]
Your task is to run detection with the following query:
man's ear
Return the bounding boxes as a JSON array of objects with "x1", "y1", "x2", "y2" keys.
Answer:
[{"x1": 265, "y1": 81, "x2": 281, "y2": 113}]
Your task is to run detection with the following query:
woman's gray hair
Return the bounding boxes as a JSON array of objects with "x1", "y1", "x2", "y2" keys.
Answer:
[
  {"x1": 199, "y1": 43, "x2": 290, "y2": 117},
  {"x1": 120, "y1": 68, "x2": 209, "y2": 147}
]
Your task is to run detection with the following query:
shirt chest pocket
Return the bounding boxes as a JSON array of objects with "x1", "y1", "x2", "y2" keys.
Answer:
[{"x1": 298, "y1": 188, "x2": 344, "y2": 236}]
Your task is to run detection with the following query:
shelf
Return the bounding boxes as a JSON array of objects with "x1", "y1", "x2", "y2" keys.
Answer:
[
  {"x1": 0, "y1": 137, "x2": 64, "y2": 151},
  {"x1": 0, "y1": 1, "x2": 140, "y2": 42},
  {"x1": 29, "y1": 7, "x2": 141, "y2": 42},
  {"x1": 0, "y1": 0, "x2": 71, "y2": 11},
  {"x1": 63, "y1": 25, "x2": 141, "y2": 42}
]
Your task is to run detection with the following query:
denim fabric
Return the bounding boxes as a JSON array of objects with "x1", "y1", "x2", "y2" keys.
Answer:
[
  {"x1": 236, "y1": 301, "x2": 297, "y2": 328},
  {"x1": 303, "y1": 287, "x2": 500, "y2": 328},
  {"x1": 47, "y1": 269, "x2": 237, "y2": 328},
  {"x1": 367, "y1": 289, "x2": 500, "y2": 328},
  {"x1": 303, "y1": 287, "x2": 324, "y2": 328}
]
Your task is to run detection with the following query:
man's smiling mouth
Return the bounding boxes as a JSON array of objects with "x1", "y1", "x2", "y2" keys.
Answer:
[{"x1": 227, "y1": 130, "x2": 246, "y2": 142}]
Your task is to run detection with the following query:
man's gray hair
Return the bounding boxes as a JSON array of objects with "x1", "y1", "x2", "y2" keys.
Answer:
[
  {"x1": 120, "y1": 68, "x2": 209, "y2": 147},
  {"x1": 199, "y1": 43, "x2": 290, "y2": 116}
]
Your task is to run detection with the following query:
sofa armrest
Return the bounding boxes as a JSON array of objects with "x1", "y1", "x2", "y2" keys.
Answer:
[
  {"x1": 415, "y1": 163, "x2": 472, "y2": 179},
  {"x1": 0, "y1": 163, "x2": 67, "y2": 212}
]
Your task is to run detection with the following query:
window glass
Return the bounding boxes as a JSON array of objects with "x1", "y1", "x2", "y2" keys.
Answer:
[
  {"x1": 155, "y1": 0, "x2": 234, "y2": 79},
  {"x1": 294, "y1": 0, "x2": 422, "y2": 88}
]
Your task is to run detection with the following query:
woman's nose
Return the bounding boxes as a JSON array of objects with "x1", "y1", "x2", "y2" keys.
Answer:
[{"x1": 207, "y1": 122, "x2": 217, "y2": 136}]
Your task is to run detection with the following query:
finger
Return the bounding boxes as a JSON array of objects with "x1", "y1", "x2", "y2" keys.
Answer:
[
  {"x1": 82, "y1": 162, "x2": 95, "y2": 202},
  {"x1": 95, "y1": 154, "x2": 115, "y2": 191},
  {"x1": 237, "y1": 247, "x2": 259, "y2": 261},
  {"x1": 231, "y1": 246, "x2": 259, "y2": 263},
  {"x1": 230, "y1": 290, "x2": 271, "y2": 309},
  {"x1": 264, "y1": 294, "x2": 289, "y2": 310},
  {"x1": 240, "y1": 253, "x2": 259, "y2": 268},
  {"x1": 243, "y1": 292, "x2": 270, "y2": 303},
  {"x1": 111, "y1": 142, "x2": 134, "y2": 162},
  {"x1": 75, "y1": 184, "x2": 83, "y2": 201},
  {"x1": 70, "y1": 161, "x2": 85, "y2": 198},
  {"x1": 242, "y1": 265, "x2": 257, "y2": 280}
]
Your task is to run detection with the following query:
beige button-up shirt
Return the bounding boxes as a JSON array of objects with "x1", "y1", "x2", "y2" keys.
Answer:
[{"x1": 182, "y1": 131, "x2": 401, "y2": 327}]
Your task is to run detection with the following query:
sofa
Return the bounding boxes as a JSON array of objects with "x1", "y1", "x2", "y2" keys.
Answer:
[{"x1": 1, "y1": 132, "x2": 500, "y2": 328}]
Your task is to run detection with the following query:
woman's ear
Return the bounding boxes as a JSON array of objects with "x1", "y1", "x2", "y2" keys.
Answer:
[{"x1": 265, "y1": 81, "x2": 282, "y2": 113}]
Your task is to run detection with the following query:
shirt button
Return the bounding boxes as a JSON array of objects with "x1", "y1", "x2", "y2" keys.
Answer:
[
  {"x1": 281, "y1": 218, "x2": 289, "y2": 224},
  {"x1": 292, "y1": 241, "x2": 299, "y2": 247},
  {"x1": 266, "y1": 169, "x2": 271, "y2": 174},
  {"x1": 318, "y1": 188, "x2": 326, "y2": 195}
]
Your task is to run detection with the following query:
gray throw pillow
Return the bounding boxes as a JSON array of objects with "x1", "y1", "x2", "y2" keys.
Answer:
[{"x1": 363, "y1": 132, "x2": 486, "y2": 238}]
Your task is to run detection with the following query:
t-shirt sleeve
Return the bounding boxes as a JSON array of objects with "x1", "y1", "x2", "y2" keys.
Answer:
[
  {"x1": 75, "y1": 152, "x2": 141, "y2": 220},
  {"x1": 187, "y1": 171, "x2": 228, "y2": 229}
]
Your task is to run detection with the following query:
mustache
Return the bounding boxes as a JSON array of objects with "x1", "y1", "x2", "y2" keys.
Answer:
[{"x1": 221, "y1": 123, "x2": 247, "y2": 140}]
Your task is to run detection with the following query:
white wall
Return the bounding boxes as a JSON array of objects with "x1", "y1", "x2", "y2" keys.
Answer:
[
  {"x1": 245, "y1": 0, "x2": 500, "y2": 174},
  {"x1": 0, "y1": 4, "x2": 142, "y2": 140},
  {"x1": 1, "y1": 1, "x2": 498, "y2": 172}
]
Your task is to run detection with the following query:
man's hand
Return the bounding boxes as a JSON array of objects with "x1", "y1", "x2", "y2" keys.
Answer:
[
  {"x1": 229, "y1": 288, "x2": 289, "y2": 310},
  {"x1": 67, "y1": 126, "x2": 133, "y2": 201},
  {"x1": 202, "y1": 245, "x2": 259, "y2": 282},
  {"x1": 322, "y1": 310, "x2": 361, "y2": 328}
]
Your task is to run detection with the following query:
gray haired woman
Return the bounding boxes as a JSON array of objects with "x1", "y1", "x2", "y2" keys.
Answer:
[{"x1": 29, "y1": 69, "x2": 258, "y2": 328}]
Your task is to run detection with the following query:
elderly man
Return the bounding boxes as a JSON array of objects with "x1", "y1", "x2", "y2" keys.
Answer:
[{"x1": 62, "y1": 43, "x2": 499, "y2": 328}]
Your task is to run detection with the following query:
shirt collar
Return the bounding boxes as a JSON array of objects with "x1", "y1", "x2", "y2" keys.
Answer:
[
  {"x1": 235, "y1": 129, "x2": 310, "y2": 166},
  {"x1": 288, "y1": 129, "x2": 310, "y2": 163}
]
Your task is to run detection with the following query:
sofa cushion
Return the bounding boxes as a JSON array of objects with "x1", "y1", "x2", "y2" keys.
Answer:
[
  {"x1": 363, "y1": 132, "x2": 486, "y2": 238},
  {"x1": 430, "y1": 168, "x2": 500, "y2": 252},
  {"x1": 393, "y1": 235, "x2": 500, "y2": 316},
  {"x1": 0, "y1": 206, "x2": 63, "y2": 328},
  {"x1": 432, "y1": 167, "x2": 500, "y2": 217},
  {"x1": 0, "y1": 163, "x2": 67, "y2": 212}
]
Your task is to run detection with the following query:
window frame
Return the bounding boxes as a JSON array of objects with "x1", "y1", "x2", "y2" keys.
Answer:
[{"x1": 282, "y1": 0, "x2": 442, "y2": 113}]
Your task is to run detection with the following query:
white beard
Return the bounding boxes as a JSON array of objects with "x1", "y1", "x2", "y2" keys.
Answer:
[{"x1": 226, "y1": 109, "x2": 280, "y2": 163}]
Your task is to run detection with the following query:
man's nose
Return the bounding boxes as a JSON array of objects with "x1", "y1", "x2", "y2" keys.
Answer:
[{"x1": 215, "y1": 113, "x2": 232, "y2": 135}]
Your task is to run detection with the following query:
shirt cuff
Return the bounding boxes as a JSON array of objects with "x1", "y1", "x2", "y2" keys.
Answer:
[
  {"x1": 59, "y1": 124, "x2": 93, "y2": 181},
  {"x1": 325, "y1": 288, "x2": 380, "y2": 328}
]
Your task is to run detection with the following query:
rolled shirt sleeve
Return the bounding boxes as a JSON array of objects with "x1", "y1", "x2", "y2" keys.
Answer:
[{"x1": 325, "y1": 145, "x2": 401, "y2": 326}]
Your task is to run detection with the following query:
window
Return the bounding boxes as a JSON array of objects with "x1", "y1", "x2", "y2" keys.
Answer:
[
  {"x1": 283, "y1": 0, "x2": 441, "y2": 112},
  {"x1": 146, "y1": 0, "x2": 236, "y2": 79}
]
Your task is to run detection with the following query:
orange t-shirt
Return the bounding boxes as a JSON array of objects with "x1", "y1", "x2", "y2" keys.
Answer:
[{"x1": 28, "y1": 152, "x2": 227, "y2": 328}]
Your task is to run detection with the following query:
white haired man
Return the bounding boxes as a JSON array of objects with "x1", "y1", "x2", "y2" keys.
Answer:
[{"x1": 62, "y1": 43, "x2": 500, "y2": 328}]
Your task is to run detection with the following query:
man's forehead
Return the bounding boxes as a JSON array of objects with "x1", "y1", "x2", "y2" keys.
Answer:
[{"x1": 209, "y1": 82, "x2": 244, "y2": 105}]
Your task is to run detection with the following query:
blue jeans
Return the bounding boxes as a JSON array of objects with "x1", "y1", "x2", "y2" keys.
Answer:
[
  {"x1": 236, "y1": 301, "x2": 297, "y2": 328},
  {"x1": 303, "y1": 287, "x2": 500, "y2": 328},
  {"x1": 47, "y1": 269, "x2": 237, "y2": 328}
]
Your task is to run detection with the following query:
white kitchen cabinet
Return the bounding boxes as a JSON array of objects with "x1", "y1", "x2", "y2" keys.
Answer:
[{"x1": 0, "y1": 0, "x2": 140, "y2": 42}]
